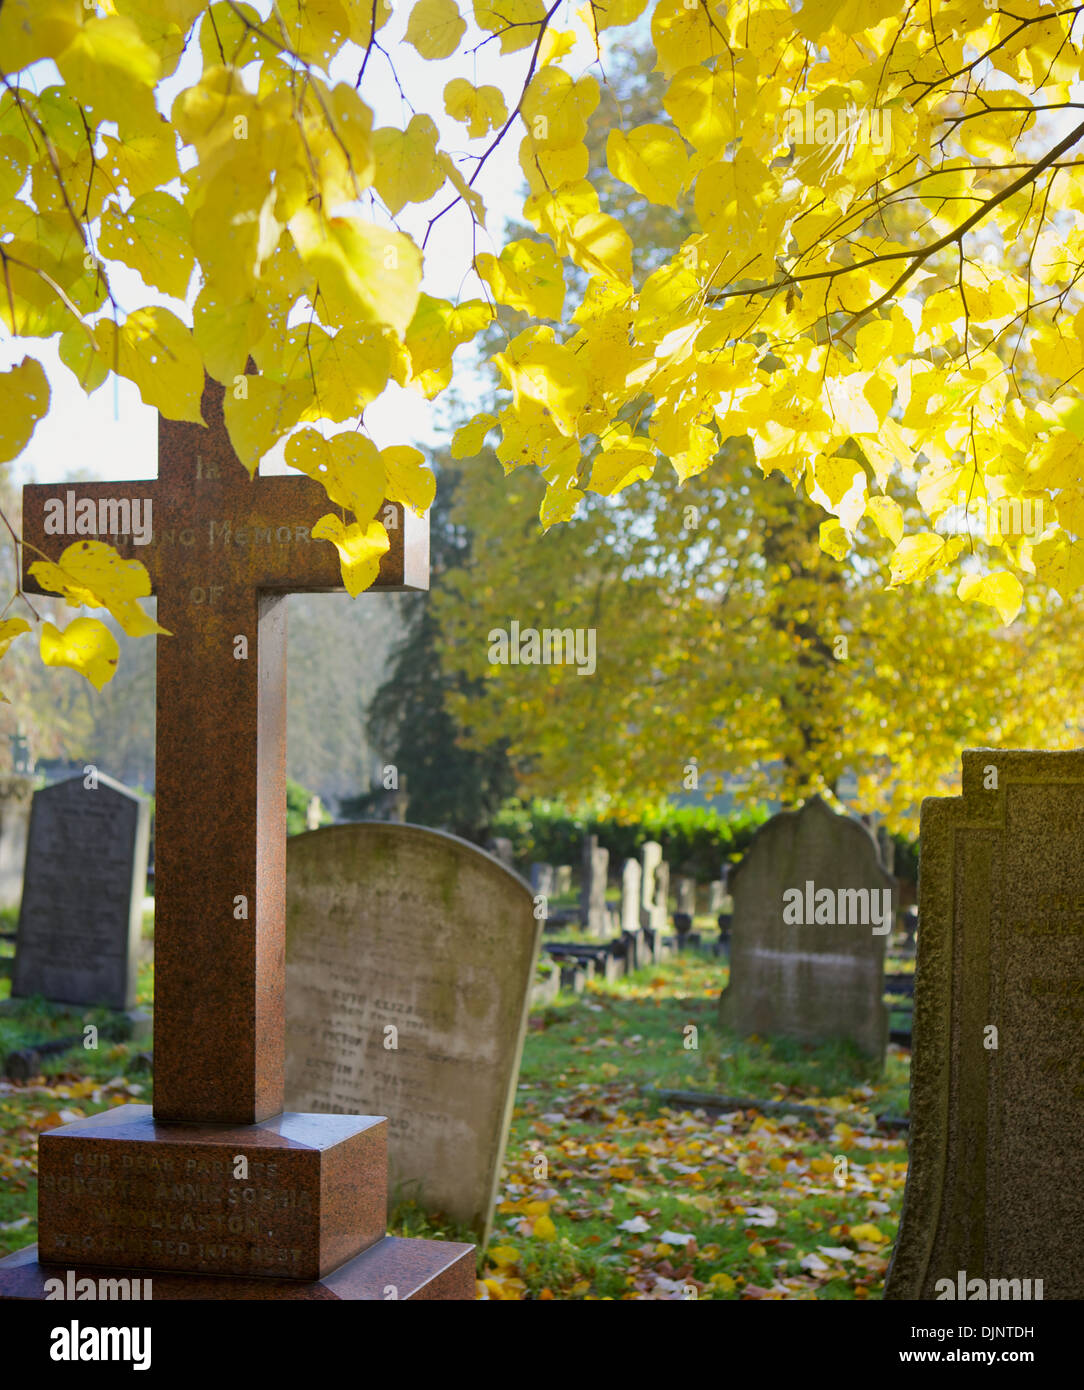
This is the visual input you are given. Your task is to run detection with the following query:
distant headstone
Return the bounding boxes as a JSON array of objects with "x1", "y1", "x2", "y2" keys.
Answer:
[
  {"x1": 491, "y1": 837, "x2": 515, "y2": 869},
  {"x1": 652, "y1": 861, "x2": 670, "y2": 930},
  {"x1": 708, "y1": 880, "x2": 726, "y2": 915},
  {"x1": 8, "y1": 731, "x2": 32, "y2": 775},
  {"x1": 12, "y1": 774, "x2": 149, "y2": 1009},
  {"x1": 305, "y1": 794, "x2": 323, "y2": 831},
  {"x1": 0, "y1": 775, "x2": 33, "y2": 911},
  {"x1": 876, "y1": 825, "x2": 895, "y2": 875},
  {"x1": 285, "y1": 822, "x2": 540, "y2": 1246},
  {"x1": 676, "y1": 876, "x2": 696, "y2": 916},
  {"x1": 620, "y1": 859, "x2": 642, "y2": 934},
  {"x1": 886, "y1": 751, "x2": 1084, "y2": 1301},
  {"x1": 640, "y1": 841, "x2": 662, "y2": 928},
  {"x1": 719, "y1": 797, "x2": 891, "y2": 1062},
  {"x1": 580, "y1": 836, "x2": 609, "y2": 936},
  {"x1": 530, "y1": 862, "x2": 555, "y2": 898},
  {"x1": 554, "y1": 865, "x2": 572, "y2": 896}
]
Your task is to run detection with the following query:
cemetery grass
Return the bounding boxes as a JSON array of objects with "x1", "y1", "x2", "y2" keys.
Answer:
[{"x1": 0, "y1": 943, "x2": 910, "y2": 1300}]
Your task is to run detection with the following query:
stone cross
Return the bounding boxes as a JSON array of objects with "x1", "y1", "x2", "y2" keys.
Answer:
[{"x1": 22, "y1": 375, "x2": 427, "y2": 1126}]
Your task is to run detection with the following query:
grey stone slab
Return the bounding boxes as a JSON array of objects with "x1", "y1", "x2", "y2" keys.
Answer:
[
  {"x1": 886, "y1": 750, "x2": 1084, "y2": 1301},
  {"x1": 718, "y1": 796, "x2": 890, "y2": 1062},
  {"x1": 284, "y1": 822, "x2": 540, "y2": 1246}
]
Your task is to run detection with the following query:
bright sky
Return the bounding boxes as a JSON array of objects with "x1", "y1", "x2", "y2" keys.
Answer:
[{"x1": 4, "y1": 5, "x2": 606, "y2": 488}]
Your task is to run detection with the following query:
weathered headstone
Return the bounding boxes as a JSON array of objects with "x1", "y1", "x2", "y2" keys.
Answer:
[
  {"x1": 0, "y1": 374, "x2": 474, "y2": 1302},
  {"x1": 580, "y1": 835, "x2": 609, "y2": 935},
  {"x1": 640, "y1": 841, "x2": 662, "y2": 928},
  {"x1": 530, "y1": 862, "x2": 555, "y2": 898},
  {"x1": 719, "y1": 797, "x2": 891, "y2": 1062},
  {"x1": 620, "y1": 858, "x2": 642, "y2": 934},
  {"x1": 708, "y1": 880, "x2": 726, "y2": 915},
  {"x1": 886, "y1": 751, "x2": 1084, "y2": 1301},
  {"x1": 0, "y1": 774, "x2": 33, "y2": 911},
  {"x1": 554, "y1": 865, "x2": 572, "y2": 896},
  {"x1": 12, "y1": 774, "x2": 149, "y2": 1009},
  {"x1": 284, "y1": 823, "x2": 540, "y2": 1246}
]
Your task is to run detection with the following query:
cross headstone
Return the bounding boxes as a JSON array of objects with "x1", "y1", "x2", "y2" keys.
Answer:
[
  {"x1": 886, "y1": 751, "x2": 1084, "y2": 1300},
  {"x1": 1, "y1": 375, "x2": 475, "y2": 1301}
]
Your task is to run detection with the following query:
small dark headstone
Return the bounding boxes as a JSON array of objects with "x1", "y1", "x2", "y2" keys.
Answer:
[{"x1": 12, "y1": 773, "x2": 150, "y2": 1009}]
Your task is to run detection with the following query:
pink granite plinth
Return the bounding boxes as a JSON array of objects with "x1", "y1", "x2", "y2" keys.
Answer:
[
  {"x1": 35, "y1": 1104, "x2": 385, "y2": 1282},
  {"x1": 0, "y1": 1238, "x2": 476, "y2": 1300}
]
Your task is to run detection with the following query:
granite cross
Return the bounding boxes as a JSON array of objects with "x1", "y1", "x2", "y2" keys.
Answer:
[{"x1": 22, "y1": 374, "x2": 428, "y2": 1126}]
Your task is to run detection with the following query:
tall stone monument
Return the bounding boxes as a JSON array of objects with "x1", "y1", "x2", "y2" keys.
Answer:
[
  {"x1": 886, "y1": 750, "x2": 1084, "y2": 1300},
  {"x1": 0, "y1": 375, "x2": 474, "y2": 1300}
]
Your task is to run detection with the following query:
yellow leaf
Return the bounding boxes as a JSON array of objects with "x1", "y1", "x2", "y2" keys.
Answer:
[
  {"x1": 1031, "y1": 534, "x2": 1084, "y2": 600},
  {"x1": 380, "y1": 445, "x2": 434, "y2": 515},
  {"x1": 311, "y1": 514, "x2": 390, "y2": 596},
  {"x1": 819, "y1": 518, "x2": 850, "y2": 560},
  {"x1": 451, "y1": 413, "x2": 497, "y2": 458},
  {"x1": 286, "y1": 430, "x2": 385, "y2": 524},
  {"x1": 532, "y1": 1214, "x2": 557, "y2": 1241},
  {"x1": 473, "y1": 0, "x2": 546, "y2": 53},
  {"x1": 405, "y1": 0, "x2": 465, "y2": 59},
  {"x1": 437, "y1": 152, "x2": 486, "y2": 228},
  {"x1": 99, "y1": 192, "x2": 193, "y2": 299},
  {"x1": 372, "y1": 115, "x2": 444, "y2": 215},
  {"x1": 0, "y1": 0, "x2": 82, "y2": 72},
  {"x1": 0, "y1": 357, "x2": 50, "y2": 463},
  {"x1": 30, "y1": 540, "x2": 167, "y2": 639},
  {"x1": 40, "y1": 617, "x2": 120, "y2": 691},
  {"x1": 957, "y1": 571, "x2": 1023, "y2": 625},
  {"x1": 476, "y1": 240, "x2": 565, "y2": 320},
  {"x1": 0, "y1": 618, "x2": 31, "y2": 660},
  {"x1": 748, "y1": 1241, "x2": 767, "y2": 1258},
  {"x1": 223, "y1": 376, "x2": 310, "y2": 476},
  {"x1": 444, "y1": 79, "x2": 507, "y2": 139},
  {"x1": 590, "y1": 445, "x2": 655, "y2": 496},
  {"x1": 888, "y1": 533, "x2": 965, "y2": 586},
  {"x1": 865, "y1": 495, "x2": 903, "y2": 546},
  {"x1": 541, "y1": 482, "x2": 583, "y2": 529},
  {"x1": 710, "y1": 1272, "x2": 736, "y2": 1291},
  {"x1": 93, "y1": 307, "x2": 203, "y2": 423},
  {"x1": 487, "y1": 1245, "x2": 520, "y2": 1268},
  {"x1": 289, "y1": 208, "x2": 422, "y2": 337},
  {"x1": 848, "y1": 1223, "x2": 887, "y2": 1245},
  {"x1": 56, "y1": 16, "x2": 161, "y2": 135},
  {"x1": 606, "y1": 125, "x2": 688, "y2": 205}
]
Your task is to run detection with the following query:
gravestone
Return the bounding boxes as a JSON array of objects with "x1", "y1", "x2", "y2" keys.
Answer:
[
  {"x1": 652, "y1": 861, "x2": 670, "y2": 930},
  {"x1": 11, "y1": 774, "x2": 149, "y2": 1009},
  {"x1": 0, "y1": 373, "x2": 474, "y2": 1302},
  {"x1": 555, "y1": 865, "x2": 572, "y2": 896},
  {"x1": 284, "y1": 823, "x2": 540, "y2": 1246},
  {"x1": 580, "y1": 835, "x2": 609, "y2": 935},
  {"x1": 640, "y1": 841, "x2": 662, "y2": 928},
  {"x1": 0, "y1": 774, "x2": 33, "y2": 911},
  {"x1": 676, "y1": 875, "x2": 696, "y2": 917},
  {"x1": 530, "y1": 862, "x2": 555, "y2": 898},
  {"x1": 620, "y1": 858, "x2": 642, "y2": 935},
  {"x1": 491, "y1": 837, "x2": 515, "y2": 869},
  {"x1": 718, "y1": 797, "x2": 891, "y2": 1062},
  {"x1": 886, "y1": 750, "x2": 1084, "y2": 1301},
  {"x1": 708, "y1": 880, "x2": 726, "y2": 915}
]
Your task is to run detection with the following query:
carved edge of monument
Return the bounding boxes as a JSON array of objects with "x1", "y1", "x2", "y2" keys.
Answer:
[{"x1": 883, "y1": 748, "x2": 1079, "y2": 1300}]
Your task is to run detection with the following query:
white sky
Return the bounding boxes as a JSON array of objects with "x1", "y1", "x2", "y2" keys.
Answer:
[{"x1": 5, "y1": 5, "x2": 606, "y2": 487}]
